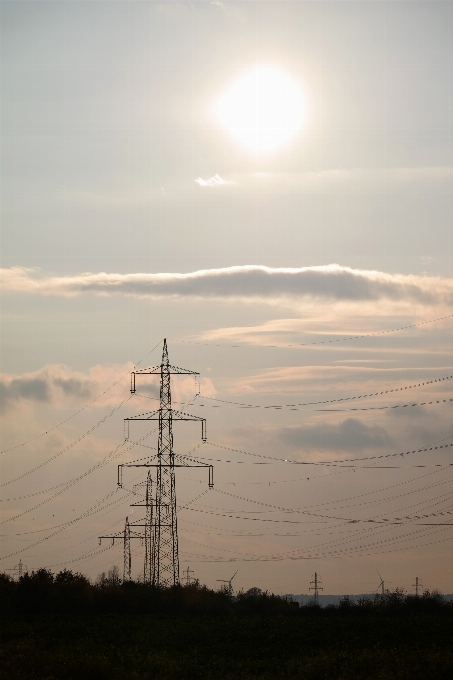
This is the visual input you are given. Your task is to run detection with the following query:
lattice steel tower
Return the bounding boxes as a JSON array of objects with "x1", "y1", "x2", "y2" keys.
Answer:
[
  {"x1": 310, "y1": 572, "x2": 323, "y2": 605},
  {"x1": 123, "y1": 339, "x2": 210, "y2": 588},
  {"x1": 123, "y1": 517, "x2": 131, "y2": 582},
  {"x1": 144, "y1": 471, "x2": 154, "y2": 584}
]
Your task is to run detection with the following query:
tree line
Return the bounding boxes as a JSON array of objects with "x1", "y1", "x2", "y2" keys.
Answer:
[{"x1": 1, "y1": 567, "x2": 451, "y2": 616}]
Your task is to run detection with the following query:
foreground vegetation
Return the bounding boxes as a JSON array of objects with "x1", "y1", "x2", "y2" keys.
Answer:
[{"x1": 1, "y1": 569, "x2": 452, "y2": 679}]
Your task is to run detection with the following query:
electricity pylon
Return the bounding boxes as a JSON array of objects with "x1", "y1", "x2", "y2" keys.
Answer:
[
  {"x1": 310, "y1": 572, "x2": 323, "y2": 604},
  {"x1": 413, "y1": 576, "x2": 423, "y2": 596},
  {"x1": 144, "y1": 472, "x2": 154, "y2": 584},
  {"x1": 6, "y1": 559, "x2": 28, "y2": 579},
  {"x1": 184, "y1": 566, "x2": 195, "y2": 586},
  {"x1": 123, "y1": 517, "x2": 131, "y2": 582},
  {"x1": 99, "y1": 515, "x2": 141, "y2": 582},
  {"x1": 119, "y1": 339, "x2": 213, "y2": 588}
]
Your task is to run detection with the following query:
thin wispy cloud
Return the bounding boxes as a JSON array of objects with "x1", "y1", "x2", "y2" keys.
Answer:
[
  {"x1": 229, "y1": 365, "x2": 453, "y2": 395},
  {"x1": 195, "y1": 174, "x2": 235, "y2": 187},
  {"x1": 2, "y1": 265, "x2": 452, "y2": 307}
]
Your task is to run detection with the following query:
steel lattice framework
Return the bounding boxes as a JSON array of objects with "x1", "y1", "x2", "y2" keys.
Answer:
[
  {"x1": 123, "y1": 517, "x2": 131, "y2": 582},
  {"x1": 119, "y1": 339, "x2": 212, "y2": 588},
  {"x1": 144, "y1": 471, "x2": 154, "y2": 584}
]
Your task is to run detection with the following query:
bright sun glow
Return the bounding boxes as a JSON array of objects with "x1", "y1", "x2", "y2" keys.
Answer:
[{"x1": 215, "y1": 66, "x2": 306, "y2": 153}]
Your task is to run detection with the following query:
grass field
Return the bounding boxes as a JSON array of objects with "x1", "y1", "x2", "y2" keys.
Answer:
[{"x1": 1, "y1": 612, "x2": 453, "y2": 680}]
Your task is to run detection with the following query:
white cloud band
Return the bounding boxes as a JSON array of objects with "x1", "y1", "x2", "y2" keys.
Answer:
[{"x1": 1, "y1": 265, "x2": 452, "y2": 306}]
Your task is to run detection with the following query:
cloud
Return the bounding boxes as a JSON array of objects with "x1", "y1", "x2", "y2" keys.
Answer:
[
  {"x1": 0, "y1": 364, "x2": 129, "y2": 414},
  {"x1": 278, "y1": 418, "x2": 393, "y2": 453},
  {"x1": 0, "y1": 363, "x2": 215, "y2": 415},
  {"x1": 1, "y1": 265, "x2": 453, "y2": 308},
  {"x1": 194, "y1": 174, "x2": 235, "y2": 187},
  {"x1": 230, "y1": 365, "x2": 453, "y2": 395}
]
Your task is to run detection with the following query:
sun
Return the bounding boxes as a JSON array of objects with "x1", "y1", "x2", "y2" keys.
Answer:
[{"x1": 215, "y1": 66, "x2": 307, "y2": 154}]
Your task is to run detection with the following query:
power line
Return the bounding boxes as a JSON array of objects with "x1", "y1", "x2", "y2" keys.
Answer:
[
  {"x1": 172, "y1": 313, "x2": 453, "y2": 350},
  {"x1": 0, "y1": 488, "x2": 120, "y2": 561},
  {"x1": 317, "y1": 398, "x2": 453, "y2": 413},
  {"x1": 213, "y1": 487, "x2": 453, "y2": 526},
  {"x1": 206, "y1": 435, "x2": 453, "y2": 466},
  {"x1": 0, "y1": 339, "x2": 163, "y2": 456},
  {"x1": 195, "y1": 374, "x2": 453, "y2": 410},
  {"x1": 0, "y1": 396, "x2": 131, "y2": 488},
  {"x1": 187, "y1": 532, "x2": 453, "y2": 564}
]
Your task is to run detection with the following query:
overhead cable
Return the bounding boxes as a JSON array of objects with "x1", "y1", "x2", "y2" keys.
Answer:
[
  {"x1": 195, "y1": 374, "x2": 453, "y2": 410},
  {"x1": 172, "y1": 313, "x2": 453, "y2": 350}
]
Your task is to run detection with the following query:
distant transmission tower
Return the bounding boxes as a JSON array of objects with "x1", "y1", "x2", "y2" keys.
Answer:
[
  {"x1": 413, "y1": 576, "x2": 423, "y2": 596},
  {"x1": 99, "y1": 515, "x2": 142, "y2": 581},
  {"x1": 6, "y1": 559, "x2": 28, "y2": 579},
  {"x1": 118, "y1": 339, "x2": 213, "y2": 588},
  {"x1": 184, "y1": 566, "x2": 194, "y2": 586},
  {"x1": 310, "y1": 572, "x2": 323, "y2": 604},
  {"x1": 123, "y1": 517, "x2": 131, "y2": 582},
  {"x1": 144, "y1": 471, "x2": 154, "y2": 584}
]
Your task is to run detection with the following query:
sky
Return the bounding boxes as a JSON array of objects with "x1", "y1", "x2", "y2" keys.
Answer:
[{"x1": 1, "y1": 0, "x2": 452, "y2": 595}]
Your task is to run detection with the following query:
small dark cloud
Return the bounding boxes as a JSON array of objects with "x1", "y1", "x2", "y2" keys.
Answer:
[
  {"x1": 53, "y1": 377, "x2": 92, "y2": 399},
  {"x1": 278, "y1": 418, "x2": 392, "y2": 453},
  {"x1": 385, "y1": 405, "x2": 438, "y2": 421},
  {"x1": 1, "y1": 371, "x2": 92, "y2": 413},
  {"x1": 0, "y1": 377, "x2": 51, "y2": 413}
]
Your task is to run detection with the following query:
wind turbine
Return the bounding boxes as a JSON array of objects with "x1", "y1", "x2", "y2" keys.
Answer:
[
  {"x1": 217, "y1": 571, "x2": 238, "y2": 595},
  {"x1": 376, "y1": 573, "x2": 387, "y2": 595}
]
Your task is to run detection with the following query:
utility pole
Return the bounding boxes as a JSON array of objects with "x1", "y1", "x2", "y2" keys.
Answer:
[
  {"x1": 184, "y1": 566, "x2": 195, "y2": 586},
  {"x1": 117, "y1": 339, "x2": 213, "y2": 588},
  {"x1": 310, "y1": 572, "x2": 323, "y2": 604}
]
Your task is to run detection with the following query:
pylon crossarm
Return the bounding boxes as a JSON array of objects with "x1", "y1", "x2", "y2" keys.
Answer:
[
  {"x1": 124, "y1": 410, "x2": 206, "y2": 442},
  {"x1": 170, "y1": 409, "x2": 205, "y2": 422},
  {"x1": 125, "y1": 409, "x2": 204, "y2": 422},
  {"x1": 132, "y1": 365, "x2": 161, "y2": 375},
  {"x1": 168, "y1": 365, "x2": 199, "y2": 375},
  {"x1": 132, "y1": 365, "x2": 198, "y2": 376},
  {"x1": 175, "y1": 454, "x2": 208, "y2": 465},
  {"x1": 124, "y1": 408, "x2": 160, "y2": 421},
  {"x1": 170, "y1": 410, "x2": 207, "y2": 440},
  {"x1": 99, "y1": 535, "x2": 144, "y2": 544},
  {"x1": 131, "y1": 365, "x2": 198, "y2": 393},
  {"x1": 118, "y1": 463, "x2": 213, "y2": 488}
]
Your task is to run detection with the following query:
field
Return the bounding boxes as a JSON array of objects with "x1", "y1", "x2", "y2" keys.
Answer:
[{"x1": 1, "y1": 611, "x2": 453, "y2": 680}]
